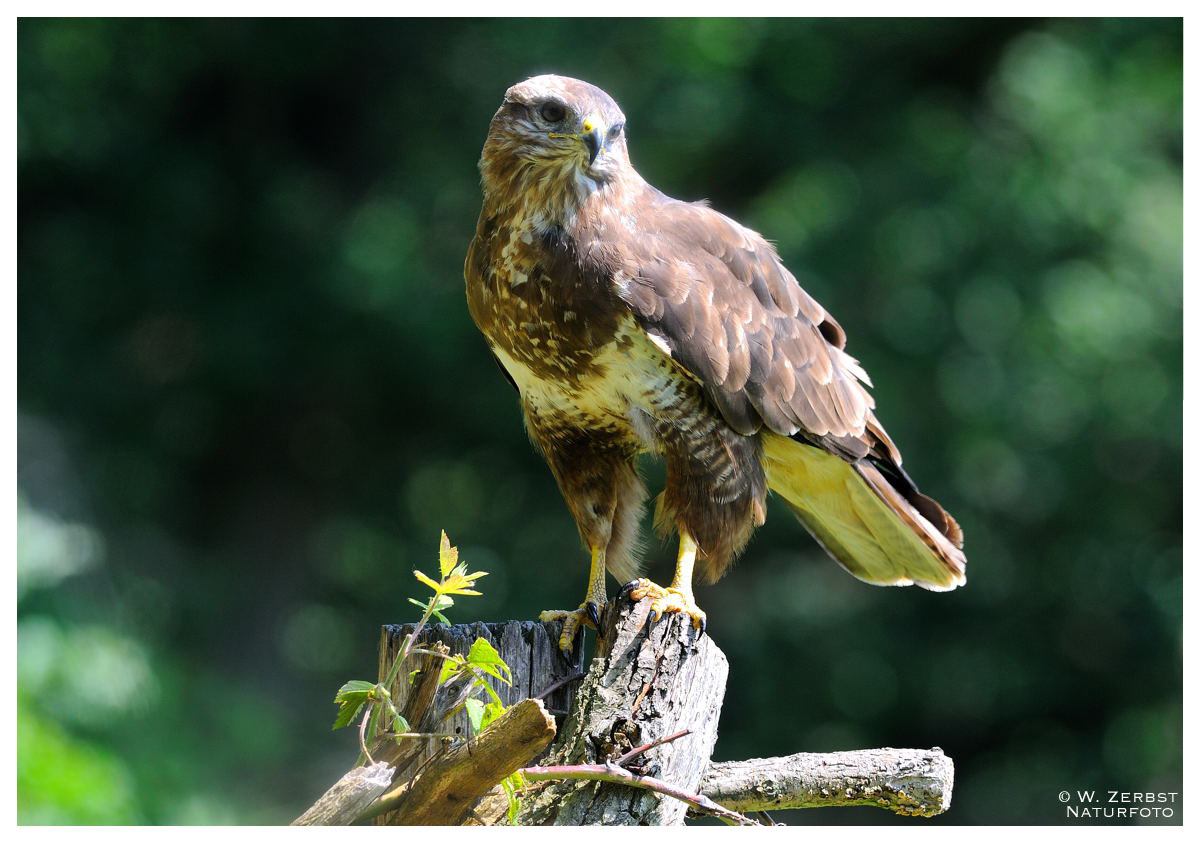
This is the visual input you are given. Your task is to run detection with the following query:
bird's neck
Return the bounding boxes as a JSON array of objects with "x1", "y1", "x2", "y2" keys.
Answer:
[{"x1": 480, "y1": 156, "x2": 645, "y2": 237}]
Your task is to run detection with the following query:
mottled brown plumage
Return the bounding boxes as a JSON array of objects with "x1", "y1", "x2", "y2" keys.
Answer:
[{"x1": 465, "y1": 75, "x2": 965, "y2": 647}]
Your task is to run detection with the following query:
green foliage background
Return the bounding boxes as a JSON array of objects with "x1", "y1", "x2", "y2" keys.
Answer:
[{"x1": 18, "y1": 18, "x2": 1181, "y2": 825}]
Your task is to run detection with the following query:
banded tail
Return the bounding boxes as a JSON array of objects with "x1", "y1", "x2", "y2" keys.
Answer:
[{"x1": 762, "y1": 432, "x2": 966, "y2": 590}]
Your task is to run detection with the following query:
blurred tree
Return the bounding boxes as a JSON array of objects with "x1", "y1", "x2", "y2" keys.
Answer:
[{"x1": 18, "y1": 18, "x2": 1180, "y2": 825}]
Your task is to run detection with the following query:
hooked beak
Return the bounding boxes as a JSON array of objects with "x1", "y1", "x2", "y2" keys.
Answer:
[
  {"x1": 548, "y1": 113, "x2": 607, "y2": 166},
  {"x1": 581, "y1": 115, "x2": 604, "y2": 165}
]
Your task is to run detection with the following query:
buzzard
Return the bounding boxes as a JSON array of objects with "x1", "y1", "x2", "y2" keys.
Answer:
[{"x1": 465, "y1": 75, "x2": 966, "y2": 650}]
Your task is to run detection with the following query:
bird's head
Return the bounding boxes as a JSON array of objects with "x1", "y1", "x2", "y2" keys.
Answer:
[{"x1": 479, "y1": 75, "x2": 631, "y2": 212}]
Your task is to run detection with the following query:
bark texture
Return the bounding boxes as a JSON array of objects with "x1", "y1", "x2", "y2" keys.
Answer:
[
  {"x1": 515, "y1": 596, "x2": 728, "y2": 825},
  {"x1": 296, "y1": 608, "x2": 956, "y2": 825},
  {"x1": 701, "y1": 747, "x2": 954, "y2": 816},
  {"x1": 372, "y1": 619, "x2": 582, "y2": 825},
  {"x1": 382, "y1": 698, "x2": 557, "y2": 825}
]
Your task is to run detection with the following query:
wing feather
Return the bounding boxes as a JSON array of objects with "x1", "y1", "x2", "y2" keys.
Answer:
[
  {"x1": 609, "y1": 192, "x2": 965, "y2": 565},
  {"x1": 615, "y1": 198, "x2": 871, "y2": 445}
]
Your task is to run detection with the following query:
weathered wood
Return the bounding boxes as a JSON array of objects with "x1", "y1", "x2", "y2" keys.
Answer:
[
  {"x1": 290, "y1": 762, "x2": 395, "y2": 825},
  {"x1": 373, "y1": 619, "x2": 583, "y2": 824},
  {"x1": 380, "y1": 620, "x2": 582, "y2": 712},
  {"x1": 378, "y1": 698, "x2": 557, "y2": 825},
  {"x1": 515, "y1": 595, "x2": 729, "y2": 825},
  {"x1": 294, "y1": 607, "x2": 957, "y2": 826},
  {"x1": 701, "y1": 747, "x2": 955, "y2": 817}
]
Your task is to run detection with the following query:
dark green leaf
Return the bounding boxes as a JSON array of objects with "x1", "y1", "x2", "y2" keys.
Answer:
[{"x1": 332, "y1": 699, "x2": 366, "y2": 730}]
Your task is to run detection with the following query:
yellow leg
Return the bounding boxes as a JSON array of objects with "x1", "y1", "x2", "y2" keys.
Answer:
[
  {"x1": 670, "y1": 531, "x2": 698, "y2": 602},
  {"x1": 622, "y1": 529, "x2": 707, "y2": 633},
  {"x1": 539, "y1": 545, "x2": 608, "y2": 652}
]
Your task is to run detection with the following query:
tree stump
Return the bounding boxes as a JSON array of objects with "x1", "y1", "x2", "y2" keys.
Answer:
[
  {"x1": 516, "y1": 596, "x2": 727, "y2": 825},
  {"x1": 378, "y1": 619, "x2": 583, "y2": 748},
  {"x1": 371, "y1": 620, "x2": 583, "y2": 825},
  {"x1": 297, "y1": 592, "x2": 955, "y2": 825},
  {"x1": 374, "y1": 598, "x2": 726, "y2": 825}
]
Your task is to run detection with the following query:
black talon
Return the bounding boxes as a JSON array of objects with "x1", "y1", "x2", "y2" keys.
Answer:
[
  {"x1": 698, "y1": 618, "x2": 707, "y2": 638},
  {"x1": 619, "y1": 579, "x2": 641, "y2": 601},
  {"x1": 586, "y1": 601, "x2": 602, "y2": 628}
]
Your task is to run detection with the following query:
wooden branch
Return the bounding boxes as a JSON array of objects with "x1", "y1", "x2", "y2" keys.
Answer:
[
  {"x1": 375, "y1": 697, "x2": 557, "y2": 825},
  {"x1": 522, "y1": 762, "x2": 758, "y2": 826},
  {"x1": 291, "y1": 762, "x2": 395, "y2": 825},
  {"x1": 700, "y1": 747, "x2": 955, "y2": 817},
  {"x1": 615, "y1": 728, "x2": 691, "y2": 766}
]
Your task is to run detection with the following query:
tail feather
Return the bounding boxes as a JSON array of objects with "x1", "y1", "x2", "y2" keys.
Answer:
[{"x1": 762, "y1": 433, "x2": 966, "y2": 591}]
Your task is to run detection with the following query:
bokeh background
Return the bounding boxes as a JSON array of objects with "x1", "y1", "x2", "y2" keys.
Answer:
[{"x1": 18, "y1": 18, "x2": 1181, "y2": 825}]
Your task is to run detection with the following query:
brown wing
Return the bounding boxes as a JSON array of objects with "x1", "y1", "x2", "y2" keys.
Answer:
[
  {"x1": 612, "y1": 193, "x2": 874, "y2": 459},
  {"x1": 610, "y1": 192, "x2": 965, "y2": 572}
]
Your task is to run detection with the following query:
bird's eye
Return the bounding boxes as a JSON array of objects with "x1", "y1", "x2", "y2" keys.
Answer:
[
  {"x1": 540, "y1": 101, "x2": 567, "y2": 123},
  {"x1": 607, "y1": 122, "x2": 625, "y2": 141}
]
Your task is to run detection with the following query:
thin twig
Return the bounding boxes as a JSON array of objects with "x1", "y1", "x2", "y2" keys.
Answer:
[
  {"x1": 534, "y1": 670, "x2": 585, "y2": 700},
  {"x1": 615, "y1": 729, "x2": 692, "y2": 766},
  {"x1": 407, "y1": 647, "x2": 460, "y2": 661},
  {"x1": 357, "y1": 704, "x2": 375, "y2": 765},
  {"x1": 519, "y1": 762, "x2": 759, "y2": 826}
]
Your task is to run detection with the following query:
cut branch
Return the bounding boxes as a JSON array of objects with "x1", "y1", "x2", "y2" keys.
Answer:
[
  {"x1": 371, "y1": 697, "x2": 556, "y2": 825},
  {"x1": 291, "y1": 762, "x2": 395, "y2": 826},
  {"x1": 700, "y1": 747, "x2": 954, "y2": 817}
]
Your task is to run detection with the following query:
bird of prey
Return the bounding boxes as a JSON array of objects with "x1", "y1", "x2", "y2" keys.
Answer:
[{"x1": 465, "y1": 75, "x2": 966, "y2": 651}]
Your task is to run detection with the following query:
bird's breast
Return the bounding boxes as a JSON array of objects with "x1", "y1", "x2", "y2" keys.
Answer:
[
  {"x1": 468, "y1": 209, "x2": 700, "y2": 452},
  {"x1": 491, "y1": 315, "x2": 693, "y2": 455}
]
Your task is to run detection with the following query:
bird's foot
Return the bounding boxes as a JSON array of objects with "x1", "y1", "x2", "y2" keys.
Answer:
[
  {"x1": 539, "y1": 598, "x2": 605, "y2": 653},
  {"x1": 620, "y1": 578, "x2": 707, "y2": 635}
]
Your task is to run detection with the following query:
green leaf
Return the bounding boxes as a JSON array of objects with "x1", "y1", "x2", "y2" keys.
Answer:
[
  {"x1": 408, "y1": 595, "x2": 453, "y2": 622},
  {"x1": 438, "y1": 654, "x2": 464, "y2": 685},
  {"x1": 332, "y1": 680, "x2": 379, "y2": 730},
  {"x1": 391, "y1": 713, "x2": 410, "y2": 734},
  {"x1": 332, "y1": 699, "x2": 365, "y2": 730},
  {"x1": 464, "y1": 697, "x2": 486, "y2": 734},
  {"x1": 334, "y1": 680, "x2": 377, "y2": 704},
  {"x1": 502, "y1": 771, "x2": 524, "y2": 823},
  {"x1": 439, "y1": 530, "x2": 459, "y2": 579},
  {"x1": 506, "y1": 786, "x2": 519, "y2": 825},
  {"x1": 466, "y1": 637, "x2": 511, "y2": 683},
  {"x1": 476, "y1": 677, "x2": 505, "y2": 707},
  {"x1": 480, "y1": 699, "x2": 506, "y2": 731}
]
